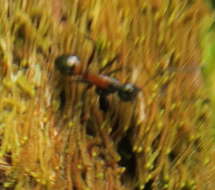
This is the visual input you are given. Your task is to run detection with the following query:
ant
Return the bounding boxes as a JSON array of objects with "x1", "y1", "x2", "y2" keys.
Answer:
[{"x1": 55, "y1": 54, "x2": 140, "y2": 112}]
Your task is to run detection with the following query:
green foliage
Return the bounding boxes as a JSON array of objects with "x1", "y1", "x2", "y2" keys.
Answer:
[{"x1": 201, "y1": 13, "x2": 215, "y2": 136}]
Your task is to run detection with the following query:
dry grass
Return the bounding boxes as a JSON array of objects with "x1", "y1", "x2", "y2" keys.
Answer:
[{"x1": 0, "y1": 0, "x2": 214, "y2": 189}]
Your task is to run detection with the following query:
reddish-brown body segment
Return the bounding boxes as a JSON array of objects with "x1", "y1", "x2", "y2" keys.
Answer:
[{"x1": 71, "y1": 64, "x2": 119, "y2": 89}]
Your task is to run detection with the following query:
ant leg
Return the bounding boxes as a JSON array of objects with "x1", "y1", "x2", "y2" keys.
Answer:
[
  {"x1": 80, "y1": 84, "x2": 93, "y2": 122},
  {"x1": 105, "y1": 67, "x2": 122, "y2": 76},
  {"x1": 87, "y1": 45, "x2": 96, "y2": 67},
  {"x1": 99, "y1": 55, "x2": 119, "y2": 73},
  {"x1": 95, "y1": 88, "x2": 110, "y2": 112},
  {"x1": 84, "y1": 35, "x2": 120, "y2": 76},
  {"x1": 99, "y1": 95, "x2": 109, "y2": 112}
]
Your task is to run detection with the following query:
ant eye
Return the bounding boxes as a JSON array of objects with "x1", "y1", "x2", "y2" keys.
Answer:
[
  {"x1": 67, "y1": 55, "x2": 80, "y2": 67},
  {"x1": 55, "y1": 55, "x2": 80, "y2": 75}
]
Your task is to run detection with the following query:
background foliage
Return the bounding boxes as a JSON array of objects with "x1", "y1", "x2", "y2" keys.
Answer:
[{"x1": 0, "y1": 0, "x2": 214, "y2": 189}]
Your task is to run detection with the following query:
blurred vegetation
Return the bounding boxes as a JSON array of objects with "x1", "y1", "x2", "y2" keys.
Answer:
[
  {"x1": 201, "y1": 1, "x2": 215, "y2": 136},
  {"x1": 0, "y1": 0, "x2": 214, "y2": 189}
]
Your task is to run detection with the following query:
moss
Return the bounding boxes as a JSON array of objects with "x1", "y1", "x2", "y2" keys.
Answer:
[{"x1": 0, "y1": 0, "x2": 214, "y2": 189}]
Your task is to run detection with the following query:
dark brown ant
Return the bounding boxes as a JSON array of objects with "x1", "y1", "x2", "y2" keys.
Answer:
[{"x1": 55, "y1": 55, "x2": 140, "y2": 111}]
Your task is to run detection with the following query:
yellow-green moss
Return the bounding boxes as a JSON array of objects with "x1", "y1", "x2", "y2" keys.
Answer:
[{"x1": 0, "y1": 0, "x2": 214, "y2": 190}]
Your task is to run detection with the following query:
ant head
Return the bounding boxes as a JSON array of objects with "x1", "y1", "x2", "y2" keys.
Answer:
[
  {"x1": 118, "y1": 83, "x2": 140, "y2": 101},
  {"x1": 55, "y1": 55, "x2": 80, "y2": 75}
]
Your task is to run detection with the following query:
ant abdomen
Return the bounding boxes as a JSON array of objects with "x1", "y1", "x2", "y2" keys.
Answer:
[{"x1": 118, "y1": 83, "x2": 140, "y2": 101}]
